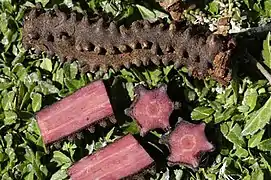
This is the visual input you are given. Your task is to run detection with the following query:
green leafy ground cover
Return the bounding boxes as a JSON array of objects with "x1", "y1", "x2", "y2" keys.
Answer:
[{"x1": 0, "y1": 0, "x2": 271, "y2": 179}]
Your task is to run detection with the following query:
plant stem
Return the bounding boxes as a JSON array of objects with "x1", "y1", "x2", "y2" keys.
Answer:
[{"x1": 246, "y1": 52, "x2": 271, "y2": 85}]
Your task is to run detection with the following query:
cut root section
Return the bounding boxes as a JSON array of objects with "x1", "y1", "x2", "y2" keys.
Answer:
[
  {"x1": 166, "y1": 119, "x2": 214, "y2": 168},
  {"x1": 36, "y1": 80, "x2": 115, "y2": 145},
  {"x1": 125, "y1": 84, "x2": 174, "y2": 136},
  {"x1": 68, "y1": 134, "x2": 154, "y2": 180}
]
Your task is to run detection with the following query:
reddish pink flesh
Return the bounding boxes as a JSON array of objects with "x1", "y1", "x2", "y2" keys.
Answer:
[
  {"x1": 68, "y1": 134, "x2": 154, "y2": 180},
  {"x1": 168, "y1": 121, "x2": 214, "y2": 168},
  {"x1": 126, "y1": 85, "x2": 174, "y2": 135},
  {"x1": 36, "y1": 80, "x2": 114, "y2": 144}
]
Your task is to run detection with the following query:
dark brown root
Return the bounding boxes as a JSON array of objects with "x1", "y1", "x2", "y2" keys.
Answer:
[{"x1": 22, "y1": 6, "x2": 236, "y2": 85}]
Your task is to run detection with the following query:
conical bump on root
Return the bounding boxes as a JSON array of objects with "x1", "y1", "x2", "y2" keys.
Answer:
[
  {"x1": 68, "y1": 134, "x2": 154, "y2": 180},
  {"x1": 36, "y1": 80, "x2": 115, "y2": 145},
  {"x1": 166, "y1": 119, "x2": 214, "y2": 168},
  {"x1": 125, "y1": 84, "x2": 174, "y2": 136}
]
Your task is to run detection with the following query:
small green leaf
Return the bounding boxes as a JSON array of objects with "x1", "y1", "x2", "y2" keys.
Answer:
[
  {"x1": 2, "y1": 91, "x2": 15, "y2": 110},
  {"x1": 4, "y1": 133, "x2": 13, "y2": 147},
  {"x1": 136, "y1": 5, "x2": 156, "y2": 20},
  {"x1": 31, "y1": 92, "x2": 42, "y2": 112},
  {"x1": 62, "y1": 142, "x2": 77, "y2": 159},
  {"x1": 0, "y1": 81, "x2": 13, "y2": 90},
  {"x1": 64, "y1": 79, "x2": 84, "y2": 92},
  {"x1": 262, "y1": 32, "x2": 271, "y2": 69},
  {"x1": 51, "y1": 151, "x2": 71, "y2": 167},
  {"x1": 174, "y1": 169, "x2": 184, "y2": 179},
  {"x1": 5, "y1": 147, "x2": 16, "y2": 161},
  {"x1": 69, "y1": 62, "x2": 78, "y2": 79},
  {"x1": 37, "y1": 81, "x2": 59, "y2": 95},
  {"x1": 260, "y1": 153, "x2": 271, "y2": 171},
  {"x1": 148, "y1": 68, "x2": 162, "y2": 87},
  {"x1": 50, "y1": 169, "x2": 68, "y2": 180},
  {"x1": 223, "y1": 123, "x2": 246, "y2": 147},
  {"x1": 248, "y1": 130, "x2": 265, "y2": 148},
  {"x1": 232, "y1": 146, "x2": 248, "y2": 158},
  {"x1": 126, "y1": 82, "x2": 134, "y2": 99},
  {"x1": 243, "y1": 0, "x2": 250, "y2": 8},
  {"x1": 53, "y1": 68, "x2": 64, "y2": 85},
  {"x1": 4, "y1": 111, "x2": 17, "y2": 125},
  {"x1": 257, "y1": 138, "x2": 271, "y2": 151},
  {"x1": 208, "y1": 1, "x2": 219, "y2": 15},
  {"x1": 231, "y1": 79, "x2": 239, "y2": 105},
  {"x1": 214, "y1": 106, "x2": 237, "y2": 124},
  {"x1": 40, "y1": 58, "x2": 53, "y2": 72},
  {"x1": 251, "y1": 168, "x2": 264, "y2": 180},
  {"x1": 122, "y1": 120, "x2": 140, "y2": 135},
  {"x1": 242, "y1": 88, "x2": 258, "y2": 112},
  {"x1": 242, "y1": 96, "x2": 271, "y2": 136},
  {"x1": 238, "y1": 105, "x2": 250, "y2": 113},
  {"x1": 264, "y1": 0, "x2": 271, "y2": 17},
  {"x1": 191, "y1": 107, "x2": 215, "y2": 120},
  {"x1": 24, "y1": 172, "x2": 34, "y2": 180},
  {"x1": 105, "y1": 127, "x2": 115, "y2": 142},
  {"x1": 35, "y1": 0, "x2": 50, "y2": 7}
]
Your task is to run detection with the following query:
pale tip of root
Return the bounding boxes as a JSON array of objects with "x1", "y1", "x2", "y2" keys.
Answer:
[
  {"x1": 67, "y1": 135, "x2": 76, "y2": 142},
  {"x1": 163, "y1": 125, "x2": 171, "y2": 132},
  {"x1": 134, "y1": 84, "x2": 147, "y2": 96},
  {"x1": 112, "y1": 64, "x2": 121, "y2": 72},
  {"x1": 108, "y1": 116, "x2": 117, "y2": 124},
  {"x1": 133, "y1": 58, "x2": 142, "y2": 67},
  {"x1": 47, "y1": 51, "x2": 55, "y2": 58},
  {"x1": 87, "y1": 126, "x2": 95, "y2": 133},
  {"x1": 143, "y1": 20, "x2": 152, "y2": 29},
  {"x1": 36, "y1": 2, "x2": 42, "y2": 9},
  {"x1": 176, "y1": 117, "x2": 184, "y2": 124},
  {"x1": 76, "y1": 132, "x2": 84, "y2": 140},
  {"x1": 34, "y1": 49, "x2": 41, "y2": 55},
  {"x1": 173, "y1": 101, "x2": 182, "y2": 110},
  {"x1": 174, "y1": 61, "x2": 181, "y2": 69},
  {"x1": 159, "y1": 134, "x2": 169, "y2": 145},
  {"x1": 139, "y1": 128, "x2": 148, "y2": 137},
  {"x1": 53, "y1": 4, "x2": 59, "y2": 11},
  {"x1": 158, "y1": 83, "x2": 167, "y2": 93},
  {"x1": 80, "y1": 65, "x2": 90, "y2": 74},
  {"x1": 53, "y1": 141, "x2": 61, "y2": 149},
  {"x1": 24, "y1": 44, "x2": 31, "y2": 51},
  {"x1": 151, "y1": 57, "x2": 160, "y2": 66},
  {"x1": 142, "y1": 57, "x2": 150, "y2": 66},
  {"x1": 124, "y1": 108, "x2": 132, "y2": 117},
  {"x1": 99, "y1": 120, "x2": 107, "y2": 128},
  {"x1": 123, "y1": 62, "x2": 131, "y2": 69}
]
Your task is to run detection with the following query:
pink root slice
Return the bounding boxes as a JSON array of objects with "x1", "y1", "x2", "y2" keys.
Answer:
[
  {"x1": 167, "y1": 120, "x2": 214, "y2": 168},
  {"x1": 36, "y1": 80, "x2": 114, "y2": 145},
  {"x1": 125, "y1": 84, "x2": 174, "y2": 136},
  {"x1": 68, "y1": 134, "x2": 154, "y2": 180}
]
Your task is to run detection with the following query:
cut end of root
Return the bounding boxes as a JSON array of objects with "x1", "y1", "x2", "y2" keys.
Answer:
[
  {"x1": 68, "y1": 134, "x2": 154, "y2": 180},
  {"x1": 36, "y1": 80, "x2": 114, "y2": 145},
  {"x1": 167, "y1": 120, "x2": 214, "y2": 169},
  {"x1": 125, "y1": 84, "x2": 174, "y2": 136}
]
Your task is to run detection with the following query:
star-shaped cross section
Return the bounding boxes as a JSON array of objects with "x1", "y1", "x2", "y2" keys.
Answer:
[
  {"x1": 125, "y1": 84, "x2": 174, "y2": 136},
  {"x1": 167, "y1": 120, "x2": 214, "y2": 168}
]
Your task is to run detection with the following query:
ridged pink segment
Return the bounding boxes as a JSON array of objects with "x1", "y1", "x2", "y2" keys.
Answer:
[
  {"x1": 68, "y1": 134, "x2": 154, "y2": 180},
  {"x1": 168, "y1": 121, "x2": 214, "y2": 168},
  {"x1": 36, "y1": 80, "x2": 114, "y2": 144},
  {"x1": 126, "y1": 85, "x2": 174, "y2": 135}
]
